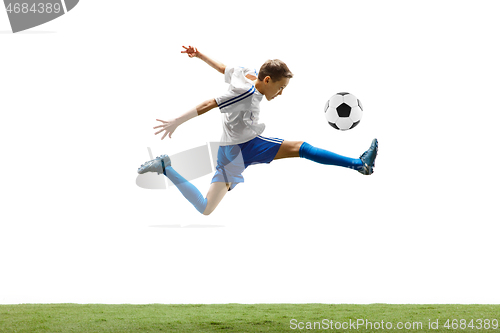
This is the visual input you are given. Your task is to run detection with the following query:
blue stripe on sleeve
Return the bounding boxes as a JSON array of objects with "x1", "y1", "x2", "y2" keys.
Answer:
[{"x1": 219, "y1": 86, "x2": 255, "y2": 110}]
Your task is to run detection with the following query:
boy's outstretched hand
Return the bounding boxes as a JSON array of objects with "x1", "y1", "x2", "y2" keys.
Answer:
[
  {"x1": 181, "y1": 45, "x2": 199, "y2": 58},
  {"x1": 154, "y1": 118, "x2": 180, "y2": 140}
]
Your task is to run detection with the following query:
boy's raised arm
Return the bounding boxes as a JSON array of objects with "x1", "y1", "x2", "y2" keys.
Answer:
[{"x1": 181, "y1": 45, "x2": 226, "y2": 74}]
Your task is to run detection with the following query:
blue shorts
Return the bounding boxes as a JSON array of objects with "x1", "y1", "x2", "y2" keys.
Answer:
[{"x1": 211, "y1": 135, "x2": 284, "y2": 190}]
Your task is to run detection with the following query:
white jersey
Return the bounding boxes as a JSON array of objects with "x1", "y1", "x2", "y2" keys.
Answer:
[{"x1": 215, "y1": 66, "x2": 265, "y2": 145}]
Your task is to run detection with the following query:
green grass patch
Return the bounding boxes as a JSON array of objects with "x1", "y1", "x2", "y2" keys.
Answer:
[{"x1": 0, "y1": 304, "x2": 499, "y2": 332}]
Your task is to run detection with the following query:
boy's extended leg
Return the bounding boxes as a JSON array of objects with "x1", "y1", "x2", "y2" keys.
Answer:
[{"x1": 274, "y1": 139, "x2": 378, "y2": 174}]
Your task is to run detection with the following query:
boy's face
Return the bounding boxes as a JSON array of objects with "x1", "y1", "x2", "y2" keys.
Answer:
[{"x1": 262, "y1": 76, "x2": 290, "y2": 101}]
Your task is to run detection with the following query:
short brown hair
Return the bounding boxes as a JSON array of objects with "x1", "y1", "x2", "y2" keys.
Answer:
[{"x1": 257, "y1": 59, "x2": 293, "y2": 81}]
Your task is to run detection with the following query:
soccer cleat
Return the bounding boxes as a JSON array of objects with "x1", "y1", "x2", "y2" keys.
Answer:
[
  {"x1": 358, "y1": 138, "x2": 378, "y2": 175},
  {"x1": 137, "y1": 154, "x2": 171, "y2": 175}
]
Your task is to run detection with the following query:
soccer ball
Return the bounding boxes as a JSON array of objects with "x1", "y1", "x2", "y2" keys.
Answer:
[{"x1": 324, "y1": 92, "x2": 363, "y2": 130}]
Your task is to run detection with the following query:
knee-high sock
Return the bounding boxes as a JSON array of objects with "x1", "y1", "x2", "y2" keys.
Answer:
[
  {"x1": 299, "y1": 142, "x2": 363, "y2": 170},
  {"x1": 163, "y1": 166, "x2": 207, "y2": 214}
]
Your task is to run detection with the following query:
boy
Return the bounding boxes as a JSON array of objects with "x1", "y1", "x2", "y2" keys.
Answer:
[{"x1": 138, "y1": 45, "x2": 378, "y2": 215}]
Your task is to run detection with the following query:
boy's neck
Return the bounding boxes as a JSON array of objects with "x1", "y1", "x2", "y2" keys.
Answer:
[{"x1": 254, "y1": 80, "x2": 265, "y2": 95}]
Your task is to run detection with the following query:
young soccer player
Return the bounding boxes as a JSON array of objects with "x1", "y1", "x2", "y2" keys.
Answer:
[{"x1": 138, "y1": 45, "x2": 378, "y2": 215}]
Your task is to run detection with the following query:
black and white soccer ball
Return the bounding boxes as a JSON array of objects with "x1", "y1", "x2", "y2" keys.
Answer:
[{"x1": 324, "y1": 92, "x2": 363, "y2": 130}]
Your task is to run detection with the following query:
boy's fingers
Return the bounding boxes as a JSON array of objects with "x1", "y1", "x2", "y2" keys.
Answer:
[{"x1": 155, "y1": 127, "x2": 167, "y2": 134}]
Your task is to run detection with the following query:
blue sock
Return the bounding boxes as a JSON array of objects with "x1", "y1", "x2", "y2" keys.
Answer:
[
  {"x1": 163, "y1": 166, "x2": 207, "y2": 214},
  {"x1": 299, "y1": 142, "x2": 363, "y2": 170}
]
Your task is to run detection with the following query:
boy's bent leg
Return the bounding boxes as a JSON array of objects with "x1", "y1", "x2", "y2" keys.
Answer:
[
  {"x1": 164, "y1": 166, "x2": 208, "y2": 214},
  {"x1": 203, "y1": 182, "x2": 231, "y2": 216},
  {"x1": 140, "y1": 155, "x2": 230, "y2": 214}
]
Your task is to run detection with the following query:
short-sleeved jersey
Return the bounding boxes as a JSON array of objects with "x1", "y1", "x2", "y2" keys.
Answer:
[{"x1": 215, "y1": 66, "x2": 265, "y2": 146}]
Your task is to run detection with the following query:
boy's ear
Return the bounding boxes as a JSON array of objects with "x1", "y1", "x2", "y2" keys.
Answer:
[{"x1": 263, "y1": 76, "x2": 272, "y2": 84}]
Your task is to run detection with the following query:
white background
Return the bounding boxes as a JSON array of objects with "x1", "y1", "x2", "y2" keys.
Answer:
[{"x1": 1, "y1": 1, "x2": 499, "y2": 304}]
